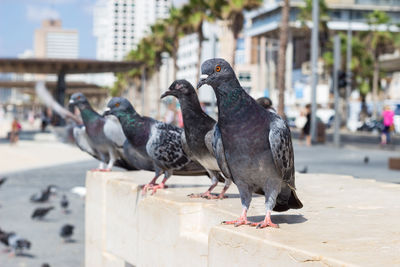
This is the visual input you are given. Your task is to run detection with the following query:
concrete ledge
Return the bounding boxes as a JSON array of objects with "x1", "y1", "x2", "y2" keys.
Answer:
[{"x1": 85, "y1": 171, "x2": 400, "y2": 267}]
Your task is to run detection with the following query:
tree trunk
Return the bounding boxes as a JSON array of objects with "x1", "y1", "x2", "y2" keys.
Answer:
[
  {"x1": 196, "y1": 21, "x2": 204, "y2": 85},
  {"x1": 372, "y1": 57, "x2": 379, "y2": 118},
  {"x1": 277, "y1": 0, "x2": 290, "y2": 117},
  {"x1": 231, "y1": 33, "x2": 237, "y2": 69},
  {"x1": 172, "y1": 35, "x2": 179, "y2": 80}
]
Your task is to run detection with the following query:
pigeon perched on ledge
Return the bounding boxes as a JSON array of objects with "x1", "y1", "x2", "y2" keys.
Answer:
[
  {"x1": 69, "y1": 93, "x2": 137, "y2": 171},
  {"x1": 197, "y1": 58, "x2": 303, "y2": 228},
  {"x1": 161, "y1": 80, "x2": 232, "y2": 199},
  {"x1": 105, "y1": 97, "x2": 207, "y2": 195}
]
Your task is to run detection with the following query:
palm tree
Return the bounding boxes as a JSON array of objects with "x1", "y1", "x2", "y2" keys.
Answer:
[
  {"x1": 181, "y1": 0, "x2": 222, "y2": 82},
  {"x1": 298, "y1": 0, "x2": 330, "y2": 55},
  {"x1": 277, "y1": 0, "x2": 290, "y2": 116},
  {"x1": 221, "y1": 0, "x2": 263, "y2": 68},
  {"x1": 363, "y1": 10, "x2": 398, "y2": 118}
]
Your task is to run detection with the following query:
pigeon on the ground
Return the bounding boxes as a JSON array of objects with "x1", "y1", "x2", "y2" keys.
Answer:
[
  {"x1": 0, "y1": 229, "x2": 31, "y2": 255},
  {"x1": 31, "y1": 206, "x2": 54, "y2": 220},
  {"x1": 197, "y1": 58, "x2": 303, "y2": 228},
  {"x1": 364, "y1": 156, "x2": 369, "y2": 164},
  {"x1": 30, "y1": 185, "x2": 57, "y2": 203},
  {"x1": 0, "y1": 177, "x2": 7, "y2": 188},
  {"x1": 161, "y1": 80, "x2": 232, "y2": 199},
  {"x1": 104, "y1": 97, "x2": 208, "y2": 195},
  {"x1": 60, "y1": 194, "x2": 69, "y2": 212},
  {"x1": 69, "y1": 93, "x2": 137, "y2": 171},
  {"x1": 60, "y1": 224, "x2": 74, "y2": 242},
  {"x1": 42, "y1": 263, "x2": 51, "y2": 267},
  {"x1": 299, "y1": 166, "x2": 308, "y2": 174}
]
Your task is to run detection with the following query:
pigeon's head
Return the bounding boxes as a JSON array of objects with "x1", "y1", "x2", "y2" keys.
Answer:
[
  {"x1": 69, "y1": 93, "x2": 88, "y2": 105},
  {"x1": 104, "y1": 97, "x2": 135, "y2": 117},
  {"x1": 161, "y1": 80, "x2": 196, "y2": 100},
  {"x1": 197, "y1": 58, "x2": 235, "y2": 89}
]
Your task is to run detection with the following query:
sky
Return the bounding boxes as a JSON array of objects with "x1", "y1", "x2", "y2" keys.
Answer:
[{"x1": 0, "y1": 0, "x2": 187, "y2": 59}]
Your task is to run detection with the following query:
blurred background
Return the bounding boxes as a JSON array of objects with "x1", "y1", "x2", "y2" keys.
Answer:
[{"x1": 0, "y1": 0, "x2": 400, "y2": 266}]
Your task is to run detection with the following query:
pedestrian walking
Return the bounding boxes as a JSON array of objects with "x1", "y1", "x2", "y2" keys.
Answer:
[
  {"x1": 381, "y1": 105, "x2": 394, "y2": 145},
  {"x1": 10, "y1": 117, "x2": 21, "y2": 144},
  {"x1": 302, "y1": 104, "x2": 312, "y2": 146}
]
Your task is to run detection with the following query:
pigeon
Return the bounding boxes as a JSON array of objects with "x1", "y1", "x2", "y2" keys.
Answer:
[
  {"x1": 42, "y1": 263, "x2": 51, "y2": 267},
  {"x1": 0, "y1": 229, "x2": 31, "y2": 255},
  {"x1": 104, "y1": 97, "x2": 208, "y2": 195},
  {"x1": 69, "y1": 93, "x2": 137, "y2": 171},
  {"x1": 60, "y1": 194, "x2": 69, "y2": 212},
  {"x1": 60, "y1": 224, "x2": 74, "y2": 242},
  {"x1": 30, "y1": 185, "x2": 57, "y2": 203},
  {"x1": 364, "y1": 156, "x2": 369, "y2": 164},
  {"x1": 0, "y1": 177, "x2": 7, "y2": 188},
  {"x1": 256, "y1": 97, "x2": 274, "y2": 111},
  {"x1": 299, "y1": 166, "x2": 308, "y2": 174},
  {"x1": 197, "y1": 58, "x2": 303, "y2": 228},
  {"x1": 31, "y1": 206, "x2": 54, "y2": 220},
  {"x1": 161, "y1": 80, "x2": 232, "y2": 199}
]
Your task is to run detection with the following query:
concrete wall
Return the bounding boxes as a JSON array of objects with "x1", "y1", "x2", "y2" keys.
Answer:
[{"x1": 86, "y1": 171, "x2": 400, "y2": 267}]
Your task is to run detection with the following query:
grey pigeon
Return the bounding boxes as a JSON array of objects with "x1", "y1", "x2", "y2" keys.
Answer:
[
  {"x1": 161, "y1": 80, "x2": 232, "y2": 199},
  {"x1": 30, "y1": 185, "x2": 57, "y2": 203},
  {"x1": 31, "y1": 206, "x2": 54, "y2": 220},
  {"x1": 104, "y1": 97, "x2": 207, "y2": 195},
  {"x1": 0, "y1": 177, "x2": 7, "y2": 188},
  {"x1": 256, "y1": 97, "x2": 274, "y2": 110},
  {"x1": 60, "y1": 194, "x2": 69, "y2": 212},
  {"x1": 197, "y1": 58, "x2": 303, "y2": 228},
  {"x1": 0, "y1": 229, "x2": 31, "y2": 255},
  {"x1": 69, "y1": 93, "x2": 137, "y2": 171},
  {"x1": 60, "y1": 224, "x2": 74, "y2": 242}
]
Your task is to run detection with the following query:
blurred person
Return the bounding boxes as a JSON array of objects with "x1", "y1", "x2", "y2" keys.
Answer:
[
  {"x1": 381, "y1": 105, "x2": 394, "y2": 145},
  {"x1": 10, "y1": 117, "x2": 21, "y2": 144},
  {"x1": 303, "y1": 104, "x2": 312, "y2": 146}
]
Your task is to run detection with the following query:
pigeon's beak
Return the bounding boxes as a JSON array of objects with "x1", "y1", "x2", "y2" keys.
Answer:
[
  {"x1": 197, "y1": 74, "x2": 208, "y2": 89},
  {"x1": 103, "y1": 107, "x2": 111, "y2": 116},
  {"x1": 160, "y1": 90, "x2": 173, "y2": 99}
]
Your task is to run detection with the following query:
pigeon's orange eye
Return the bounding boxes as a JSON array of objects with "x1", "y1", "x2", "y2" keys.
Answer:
[
  {"x1": 115, "y1": 103, "x2": 120, "y2": 107},
  {"x1": 215, "y1": 65, "x2": 221, "y2": 72}
]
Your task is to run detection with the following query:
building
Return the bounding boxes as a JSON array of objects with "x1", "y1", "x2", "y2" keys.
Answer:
[
  {"x1": 93, "y1": 0, "x2": 172, "y2": 61},
  {"x1": 240, "y1": 0, "x2": 400, "y2": 107},
  {"x1": 34, "y1": 19, "x2": 78, "y2": 59}
]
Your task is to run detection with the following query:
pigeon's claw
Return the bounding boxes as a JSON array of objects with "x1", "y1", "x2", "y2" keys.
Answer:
[
  {"x1": 249, "y1": 212, "x2": 279, "y2": 229},
  {"x1": 99, "y1": 168, "x2": 112, "y2": 172},
  {"x1": 142, "y1": 183, "x2": 157, "y2": 195},
  {"x1": 150, "y1": 183, "x2": 167, "y2": 195},
  {"x1": 222, "y1": 218, "x2": 253, "y2": 227}
]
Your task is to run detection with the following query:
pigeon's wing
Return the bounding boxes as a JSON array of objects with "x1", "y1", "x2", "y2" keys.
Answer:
[
  {"x1": 73, "y1": 126, "x2": 97, "y2": 158},
  {"x1": 268, "y1": 117, "x2": 295, "y2": 188},
  {"x1": 104, "y1": 115, "x2": 126, "y2": 148},
  {"x1": 180, "y1": 131, "x2": 194, "y2": 160},
  {"x1": 206, "y1": 125, "x2": 232, "y2": 181},
  {"x1": 146, "y1": 122, "x2": 190, "y2": 170}
]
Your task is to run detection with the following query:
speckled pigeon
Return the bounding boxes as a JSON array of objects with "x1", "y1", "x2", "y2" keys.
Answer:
[
  {"x1": 69, "y1": 93, "x2": 136, "y2": 171},
  {"x1": 161, "y1": 80, "x2": 232, "y2": 199},
  {"x1": 104, "y1": 97, "x2": 207, "y2": 195},
  {"x1": 197, "y1": 58, "x2": 303, "y2": 228}
]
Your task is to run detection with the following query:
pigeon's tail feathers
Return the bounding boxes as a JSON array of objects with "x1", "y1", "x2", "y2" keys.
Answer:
[
  {"x1": 17, "y1": 239, "x2": 31, "y2": 250},
  {"x1": 274, "y1": 187, "x2": 303, "y2": 212}
]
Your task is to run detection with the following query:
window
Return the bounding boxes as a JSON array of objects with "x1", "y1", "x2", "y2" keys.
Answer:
[{"x1": 238, "y1": 73, "x2": 251, "y2": 82}]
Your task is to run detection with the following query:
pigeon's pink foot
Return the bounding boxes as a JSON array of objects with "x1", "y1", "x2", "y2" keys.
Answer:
[
  {"x1": 142, "y1": 183, "x2": 157, "y2": 195},
  {"x1": 222, "y1": 218, "x2": 253, "y2": 227},
  {"x1": 150, "y1": 183, "x2": 167, "y2": 195},
  {"x1": 98, "y1": 168, "x2": 111, "y2": 172},
  {"x1": 249, "y1": 212, "x2": 279, "y2": 229},
  {"x1": 91, "y1": 168, "x2": 101, "y2": 172}
]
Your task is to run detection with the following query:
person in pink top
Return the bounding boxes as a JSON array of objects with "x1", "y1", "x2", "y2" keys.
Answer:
[{"x1": 381, "y1": 105, "x2": 395, "y2": 145}]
